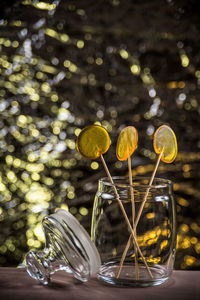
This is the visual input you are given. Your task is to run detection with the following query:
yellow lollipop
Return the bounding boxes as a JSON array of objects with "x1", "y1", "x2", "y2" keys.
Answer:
[
  {"x1": 116, "y1": 126, "x2": 138, "y2": 161},
  {"x1": 153, "y1": 125, "x2": 177, "y2": 163},
  {"x1": 135, "y1": 125, "x2": 178, "y2": 233},
  {"x1": 76, "y1": 124, "x2": 111, "y2": 159}
]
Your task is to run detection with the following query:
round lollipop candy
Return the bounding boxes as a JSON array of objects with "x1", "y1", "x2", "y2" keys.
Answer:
[
  {"x1": 116, "y1": 127, "x2": 138, "y2": 214},
  {"x1": 116, "y1": 126, "x2": 138, "y2": 226},
  {"x1": 153, "y1": 124, "x2": 177, "y2": 163},
  {"x1": 76, "y1": 124, "x2": 111, "y2": 159},
  {"x1": 76, "y1": 124, "x2": 114, "y2": 189},
  {"x1": 135, "y1": 125, "x2": 178, "y2": 229},
  {"x1": 116, "y1": 126, "x2": 138, "y2": 161}
]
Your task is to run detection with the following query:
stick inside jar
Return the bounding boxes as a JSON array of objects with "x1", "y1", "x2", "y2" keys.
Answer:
[{"x1": 115, "y1": 126, "x2": 139, "y2": 279}]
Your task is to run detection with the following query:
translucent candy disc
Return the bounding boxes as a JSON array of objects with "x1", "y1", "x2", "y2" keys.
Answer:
[
  {"x1": 153, "y1": 125, "x2": 177, "y2": 163},
  {"x1": 76, "y1": 124, "x2": 111, "y2": 159},
  {"x1": 116, "y1": 126, "x2": 138, "y2": 161}
]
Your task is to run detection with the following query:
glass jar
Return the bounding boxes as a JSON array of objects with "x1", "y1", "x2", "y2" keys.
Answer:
[{"x1": 91, "y1": 176, "x2": 177, "y2": 287}]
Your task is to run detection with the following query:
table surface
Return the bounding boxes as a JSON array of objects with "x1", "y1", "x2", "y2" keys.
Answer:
[{"x1": 0, "y1": 268, "x2": 199, "y2": 300}]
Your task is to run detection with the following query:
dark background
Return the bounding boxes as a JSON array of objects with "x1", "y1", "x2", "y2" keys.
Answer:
[{"x1": 0, "y1": 0, "x2": 199, "y2": 270}]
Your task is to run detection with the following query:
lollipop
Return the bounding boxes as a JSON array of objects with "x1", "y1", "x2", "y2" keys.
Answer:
[
  {"x1": 153, "y1": 124, "x2": 177, "y2": 164},
  {"x1": 76, "y1": 124, "x2": 111, "y2": 160},
  {"x1": 135, "y1": 124, "x2": 177, "y2": 228},
  {"x1": 76, "y1": 124, "x2": 153, "y2": 279},
  {"x1": 116, "y1": 126, "x2": 138, "y2": 212},
  {"x1": 116, "y1": 126, "x2": 138, "y2": 161},
  {"x1": 76, "y1": 124, "x2": 112, "y2": 185},
  {"x1": 116, "y1": 126, "x2": 138, "y2": 220},
  {"x1": 116, "y1": 126, "x2": 139, "y2": 279}
]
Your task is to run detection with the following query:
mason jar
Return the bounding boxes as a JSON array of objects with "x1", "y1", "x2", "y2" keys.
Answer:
[{"x1": 91, "y1": 176, "x2": 177, "y2": 287}]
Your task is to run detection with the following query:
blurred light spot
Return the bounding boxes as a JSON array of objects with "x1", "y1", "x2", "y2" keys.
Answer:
[
  {"x1": 70, "y1": 207, "x2": 77, "y2": 214},
  {"x1": 184, "y1": 255, "x2": 196, "y2": 266},
  {"x1": 17, "y1": 115, "x2": 27, "y2": 126},
  {"x1": 77, "y1": 40, "x2": 84, "y2": 48},
  {"x1": 180, "y1": 224, "x2": 189, "y2": 233},
  {"x1": 79, "y1": 207, "x2": 88, "y2": 216},
  {"x1": 146, "y1": 212, "x2": 155, "y2": 219},
  {"x1": 105, "y1": 82, "x2": 112, "y2": 91},
  {"x1": 31, "y1": 173, "x2": 40, "y2": 181},
  {"x1": 13, "y1": 158, "x2": 21, "y2": 168},
  {"x1": 91, "y1": 161, "x2": 99, "y2": 170},
  {"x1": 177, "y1": 197, "x2": 189, "y2": 207},
  {"x1": 96, "y1": 110, "x2": 104, "y2": 118},
  {"x1": 182, "y1": 164, "x2": 191, "y2": 172},
  {"x1": 191, "y1": 223, "x2": 200, "y2": 234},
  {"x1": 115, "y1": 161, "x2": 122, "y2": 169},
  {"x1": 160, "y1": 240, "x2": 168, "y2": 251},
  {"x1": 0, "y1": 183, "x2": 6, "y2": 192},
  {"x1": 42, "y1": 65, "x2": 57, "y2": 74},
  {"x1": 5, "y1": 155, "x2": 13, "y2": 165},
  {"x1": 181, "y1": 54, "x2": 189, "y2": 67},
  {"x1": 76, "y1": 9, "x2": 85, "y2": 16},
  {"x1": 146, "y1": 125, "x2": 155, "y2": 136},
  {"x1": 26, "y1": 186, "x2": 51, "y2": 203},
  {"x1": 27, "y1": 239, "x2": 34, "y2": 247},
  {"x1": 41, "y1": 82, "x2": 51, "y2": 93},
  {"x1": 60, "y1": 34, "x2": 69, "y2": 43},
  {"x1": 51, "y1": 94, "x2": 58, "y2": 102},
  {"x1": 33, "y1": 224, "x2": 45, "y2": 242},
  {"x1": 190, "y1": 237, "x2": 198, "y2": 244},
  {"x1": 195, "y1": 243, "x2": 200, "y2": 254},
  {"x1": 119, "y1": 49, "x2": 129, "y2": 59},
  {"x1": 68, "y1": 191, "x2": 75, "y2": 199},
  {"x1": 7, "y1": 171, "x2": 17, "y2": 183},
  {"x1": 96, "y1": 57, "x2": 103, "y2": 65},
  {"x1": 32, "y1": 2, "x2": 56, "y2": 10},
  {"x1": 149, "y1": 88, "x2": 156, "y2": 98},
  {"x1": 75, "y1": 128, "x2": 81, "y2": 136},
  {"x1": 130, "y1": 64, "x2": 140, "y2": 75},
  {"x1": 179, "y1": 93, "x2": 186, "y2": 101}
]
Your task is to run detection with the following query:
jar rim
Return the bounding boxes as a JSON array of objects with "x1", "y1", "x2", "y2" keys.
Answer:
[{"x1": 99, "y1": 176, "x2": 172, "y2": 189}]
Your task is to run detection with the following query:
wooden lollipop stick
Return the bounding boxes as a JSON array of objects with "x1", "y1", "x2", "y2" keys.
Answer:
[
  {"x1": 128, "y1": 154, "x2": 139, "y2": 279},
  {"x1": 100, "y1": 155, "x2": 153, "y2": 279},
  {"x1": 128, "y1": 153, "x2": 135, "y2": 224},
  {"x1": 116, "y1": 149, "x2": 164, "y2": 275},
  {"x1": 116, "y1": 154, "x2": 139, "y2": 279},
  {"x1": 134, "y1": 149, "x2": 163, "y2": 228},
  {"x1": 115, "y1": 236, "x2": 131, "y2": 278}
]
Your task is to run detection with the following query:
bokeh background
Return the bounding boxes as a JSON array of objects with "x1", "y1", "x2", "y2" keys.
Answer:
[{"x1": 0, "y1": 0, "x2": 200, "y2": 270}]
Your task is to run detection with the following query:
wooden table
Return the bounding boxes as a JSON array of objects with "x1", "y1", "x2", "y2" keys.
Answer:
[{"x1": 0, "y1": 268, "x2": 199, "y2": 300}]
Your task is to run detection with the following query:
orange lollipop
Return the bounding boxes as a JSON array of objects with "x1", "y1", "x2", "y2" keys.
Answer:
[
  {"x1": 116, "y1": 126, "x2": 138, "y2": 161},
  {"x1": 76, "y1": 124, "x2": 111, "y2": 159}
]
